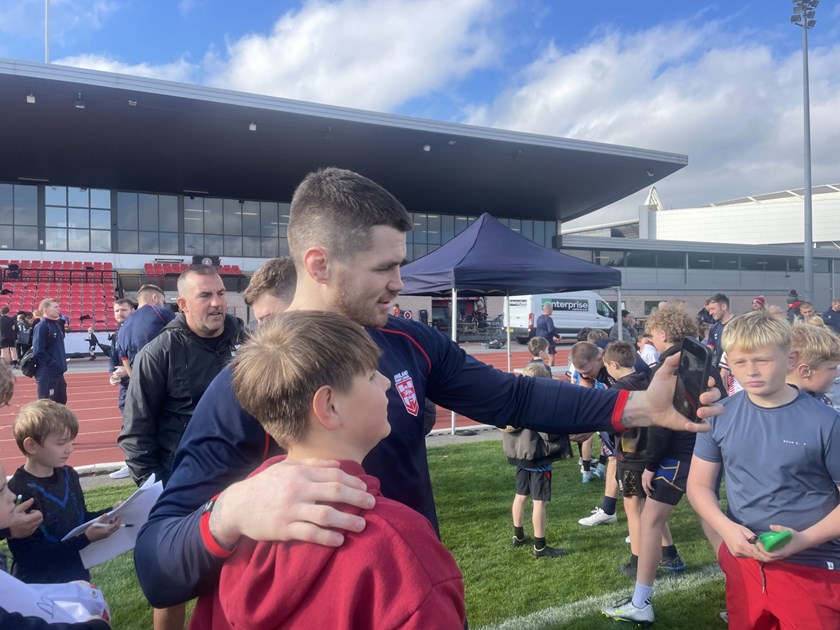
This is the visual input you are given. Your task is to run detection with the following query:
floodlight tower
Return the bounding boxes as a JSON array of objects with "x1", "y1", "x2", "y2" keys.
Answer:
[{"x1": 791, "y1": 0, "x2": 818, "y2": 301}]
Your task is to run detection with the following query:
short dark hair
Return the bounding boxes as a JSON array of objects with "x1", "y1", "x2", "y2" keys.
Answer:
[
  {"x1": 113, "y1": 297, "x2": 134, "y2": 309},
  {"x1": 243, "y1": 258, "x2": 297, "y2": 306},
  {"x1": 232, "y1": 311, "x2": 381, "y2": 449},
  {"x1": 621, "y1": 309, "x2": 631, "y2": 318},
  {"x1": 1, "y1": 306, "x2": 8, "y2": 315},
  {"x1": 287, "y1": 167, "x2": 413, "y2": 263},
  {"x1": 603, "y1": 340, "x2": 636, "y2": 368},
  {"x1": 707, "y1": 293, "x2": 729, "y2": 308}
]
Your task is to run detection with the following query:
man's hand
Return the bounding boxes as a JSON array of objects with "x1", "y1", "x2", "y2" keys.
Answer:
[
  {"x1": 8, "y1": 498, "x2": 43, "y2": 538},
  {"x1": 631, "y1": 352, "x2": 722, "y2": 432},
  {"x1": 109, "y1": 366, "x2": 127, "y2": 385},
  {"x1": 209, "y1": 458, "x2": 375, "y2": 550},
  {"x1": 721, "y1": 521, "x2": 759, "y2": 558},
  {"x1": 753, "y1": 525, "x2": 808, "y2": 563}
]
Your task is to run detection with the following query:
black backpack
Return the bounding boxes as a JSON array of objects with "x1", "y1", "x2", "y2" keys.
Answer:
[{"x1": 19, "y1": 349, "x2": 37, "y2": 378}]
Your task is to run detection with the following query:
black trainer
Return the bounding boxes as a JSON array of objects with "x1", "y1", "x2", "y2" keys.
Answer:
[
  {"x1": 533, "y1": 545, "x2": 568, "y2": 558},
  {"x1": 511, "y1": 535, "x2": 531, "y2": 548}
]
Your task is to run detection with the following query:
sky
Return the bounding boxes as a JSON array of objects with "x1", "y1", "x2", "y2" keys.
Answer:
[{"x1": 1, "y1": 0, "x2": 838, "y2": 229}]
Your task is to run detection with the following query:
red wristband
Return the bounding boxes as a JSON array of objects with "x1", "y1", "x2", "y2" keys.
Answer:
[
  {"x1": 611, "y1": 389, "x2": 630, "y2": 433},
  {"x1": 199, "y1": 494, "x2": 236, "y2": 558}
]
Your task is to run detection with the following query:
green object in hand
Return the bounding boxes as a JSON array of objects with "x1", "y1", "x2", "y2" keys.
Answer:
[{"x1": 757, "y1": 530, "x2": 792, "y2": 552}]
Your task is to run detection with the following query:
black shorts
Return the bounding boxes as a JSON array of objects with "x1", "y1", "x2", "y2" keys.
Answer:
[
  {"x1": 617, "y1": 466, "x2": 645, "y2": 498},
  {"x1": 0, "y1": 339, "x2": 15, "y2": 349},
  {"x1": 648, "y1": 457, "x2": 690, "y2": 506},
  {"x1": 515, "y1": 468, "x2": 552, "y2": 502}
]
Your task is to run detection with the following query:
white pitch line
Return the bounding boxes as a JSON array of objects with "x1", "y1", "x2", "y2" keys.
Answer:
[{"x1": 476, "y1": 564, "x2": 724, "y2": 630}]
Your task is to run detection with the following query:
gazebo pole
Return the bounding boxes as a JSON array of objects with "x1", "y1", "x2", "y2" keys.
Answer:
[
  {"x1": 617, "y1": 286, "x2": 623, "y2": 340},
  {"x1": 505, "y1": 294, "x2": 512, "y2": 373},
  {"x1": 450, "y1": 287, "x2": 457, "y2": 435}
]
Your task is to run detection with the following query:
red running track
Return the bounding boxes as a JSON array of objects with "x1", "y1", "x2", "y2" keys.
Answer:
[{"x1": 0, "y1": 346, "x2": 573, "y2": 473}]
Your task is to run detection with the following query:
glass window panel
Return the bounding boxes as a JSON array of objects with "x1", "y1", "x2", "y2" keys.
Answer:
[
  {"x1": 455, "y1": 216, "x2": 470, "y2": 235},
  {"x1": 657, "y1": 252, "x2": 685, "y2": 269},
  {"x1": 139, "y1": 194, "x2": 159, "y2": 231},
  {"x1": 68, "y1": 229, "x2": 89, "y2": 251},
  {"x1": 68, "y1": 207, "x2": 89, "y2": 228},
  {"x1": 45, "y1": 228, "x2": 67, "y2": 251},
  {"x1": 626, "y1": 251, "x2": 656, "y2": 268},
  {"x1": 595, "y1": 250, "x2": 625, "y2": 266},
  {"x1": 14, "y1": 226, "x2": 38, "y2": 250},
  {"x1": 68, "y1": 188, "x2": 89, "y2": 207},
  {"x1": 532, "y1": 221, "x2": 545, "y2": 247},
  {"x1": 0, "y1": 184, "x2": 12, "y2": 223},
  {"x1": 509, "y1": 218, "x2": 521, "y2": 233},
  {"x1": 261, "y1": 237, "x2": 279, "y2": 258},
  {"x1": 712, "y1": 254, "x2": 738, "y2": 270},
  {"x1": 414, "y1": 244, "x2": 427, "y2": 258},
  {"x1": 242, "y1": 201, "x2": 260, "y2": 236},
  {"x1": 521, "y1": 220, "x2": 533, "y2": 241},
  {"x1": 279, "y1": 238, "x2": 289, "y2": 257},
  {"x1": 441, "y1": 215, "x2": 454, "y2": 243},
  {"x1": 224, "y1": 199, "x2": 242, "y2": 236},
  {"x1": 261, "y1": 202, "x2": 279, "y2": 237},
  {"x1": 90, "y1": 230, "x2": 111, "y2": 252},
  {"x1": 404, "y1": 244, "x2": 413, "y2": 261},
  {"x1": 46, "y1": 206, "x2": 67, "y2": 227},
  {"x1": 90, "y1": 189, "x2": 110, "y2": 209},
  {"x1": 788, "y1": 257, "x2": 804, "y2": 272},
  {"x1": 90, "y1": 209, "x2": 110, "y2": 230},
  {"x1": 563, "y1": 249, "x2": 593, "y2": 262},
  {"x1": 243, "y1": 236, "x2": 260, "y2": 257},
  {"x1": 688, "y1": 253, "x2": 714, "y2": 269},
  {"x1": 0, "y1": 228, "x2": 12, "y2": 249},
  {"x1": 45, "y1": 186, "x2": 66, "y2": 206},
  {"x1": 544, "y1": 221, "x2": 557, "y2": 247},
  {"x1": 15, "y1": 185, "x2": 37, "y2": 225},
  {"x1": 184, "y1": 196, "x2": 203, "y2": 233},
  {"x1": 413, "y1": 214, "x2": 428, "y2": 243},
  {"x1": 797, "y1": 257, "x2": 829, "y2": 273},
  {"x1": 278, "y1": 203, "x2": 290, "y2": 223},
  {"x1": 224, "y1": 235, "x2": 242, "y2": 256},
  {"x1": 204, "y1": 234, "x2": 223, "y2": 255},
  {"x1": 740, "y1": 255, "x2": 768, "y2": 271},
  {"x1": 159, "y1": 195, "x2": 178, "y2": 232},
  {"x1": 426, "y1": 214, "x2": 441, "y2": 245},
  {"x1": 184, "y1": 233, "x2": 203, "y2": 254},
  {"x1": 139, "y1": 231, "x2": 159, "y2": 253},
  {"x1": 117, "y1": 192, "x2": 138, "y2": 230},
  {"x1": 159, "y1": 232, "x2": 179, "y2": 255},
  {"x1": 118, "y1": 230, "x2": 139, "y2": 253},
  {"x1": 764, "y1": 256, "x2": 786, "y2": 272},
  {"x1": 204, "y1": 198, "x2": 223, "y2": 234}
]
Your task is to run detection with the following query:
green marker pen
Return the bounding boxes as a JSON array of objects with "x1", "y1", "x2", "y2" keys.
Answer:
[{"x1": 14, "y1": 494, "x2": 24, "y2": 506}]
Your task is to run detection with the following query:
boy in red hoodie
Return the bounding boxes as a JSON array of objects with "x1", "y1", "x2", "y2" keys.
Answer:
[{"x1": 190, "y1": 311, "x2": 465, "y2": 629}]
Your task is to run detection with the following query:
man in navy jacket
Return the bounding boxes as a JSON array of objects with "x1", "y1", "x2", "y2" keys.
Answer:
[{"x1": 134, "y1": 168, "x2": 722, "y2": 608}]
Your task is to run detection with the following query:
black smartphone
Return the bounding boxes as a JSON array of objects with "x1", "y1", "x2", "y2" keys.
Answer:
[{"x1": 673, "y1": 337, "x2": 713, "y2": 422}]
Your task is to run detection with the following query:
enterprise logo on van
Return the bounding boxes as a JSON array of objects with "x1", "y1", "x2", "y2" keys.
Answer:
[{"x1": 543, "y1": 298, "x2": 589, "y2": 312}]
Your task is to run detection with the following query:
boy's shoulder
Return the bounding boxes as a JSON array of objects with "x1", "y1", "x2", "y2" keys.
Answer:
[
  {"x1": 717, "y1": 388, "x2": 839, "y2": 423},
  {"x1": 613, "y1": 371, "x2": 649, "y2": 391}
]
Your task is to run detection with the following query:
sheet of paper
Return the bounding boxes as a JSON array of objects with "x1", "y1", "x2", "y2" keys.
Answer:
[
  {"x1": 60, "y1": 473, "x2": 163, "y2": 568},
  {"x1": 0, "y1": 572, "x2": 81, "y2": 623}
]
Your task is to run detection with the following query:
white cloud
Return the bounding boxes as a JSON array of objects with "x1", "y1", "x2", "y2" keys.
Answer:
[
  {"x1": 54, "y1": 54, "x2": 197, "y2": 83},
  {"x1": 0, "y1": 0, "x2": 120, "y2": 45},
  {"x1": 464, "y1": 19, "x2": 840, "y2": 217},
  {"x1": 203, "y1": 0, "x2": 500, "y2": 110}
]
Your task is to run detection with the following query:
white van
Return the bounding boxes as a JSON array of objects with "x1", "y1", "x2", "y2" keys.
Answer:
[{"x1": 506, "y1": 291, "x2": 616, "y2": 344}]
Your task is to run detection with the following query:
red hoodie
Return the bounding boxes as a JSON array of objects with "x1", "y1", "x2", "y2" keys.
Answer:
[{"x1": 190, "y1": 457, "x2": 465, "y2": 629}]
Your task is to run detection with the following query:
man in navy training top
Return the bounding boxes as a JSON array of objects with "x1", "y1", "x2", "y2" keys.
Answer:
[
  {"x1": 134, "y1": 167, "x2": 723, "y2": 609},
  {"x1": 31, "y1": 298, "x2": 67, "y2": 405},
  {"x1": 115, "y1": 283, "x2": 175, "y2": 378}
]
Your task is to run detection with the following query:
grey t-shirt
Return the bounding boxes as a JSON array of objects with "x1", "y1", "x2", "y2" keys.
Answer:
[{"x1": 694, "y1": 388, "x2": 840, "y2": 570}]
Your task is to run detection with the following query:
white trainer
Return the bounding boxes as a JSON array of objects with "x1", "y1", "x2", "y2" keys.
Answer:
[
  {"x1": 109, "y1": 465, "x2": 131, "y2": 479},
  {"x1": 578, "y1": 507, "x2": 618, "y2": 526}
]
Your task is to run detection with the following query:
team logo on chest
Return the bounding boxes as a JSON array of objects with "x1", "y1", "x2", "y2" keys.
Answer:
[{"x1": 393, "y1": 370, "x2": 419, "y2": 416}]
